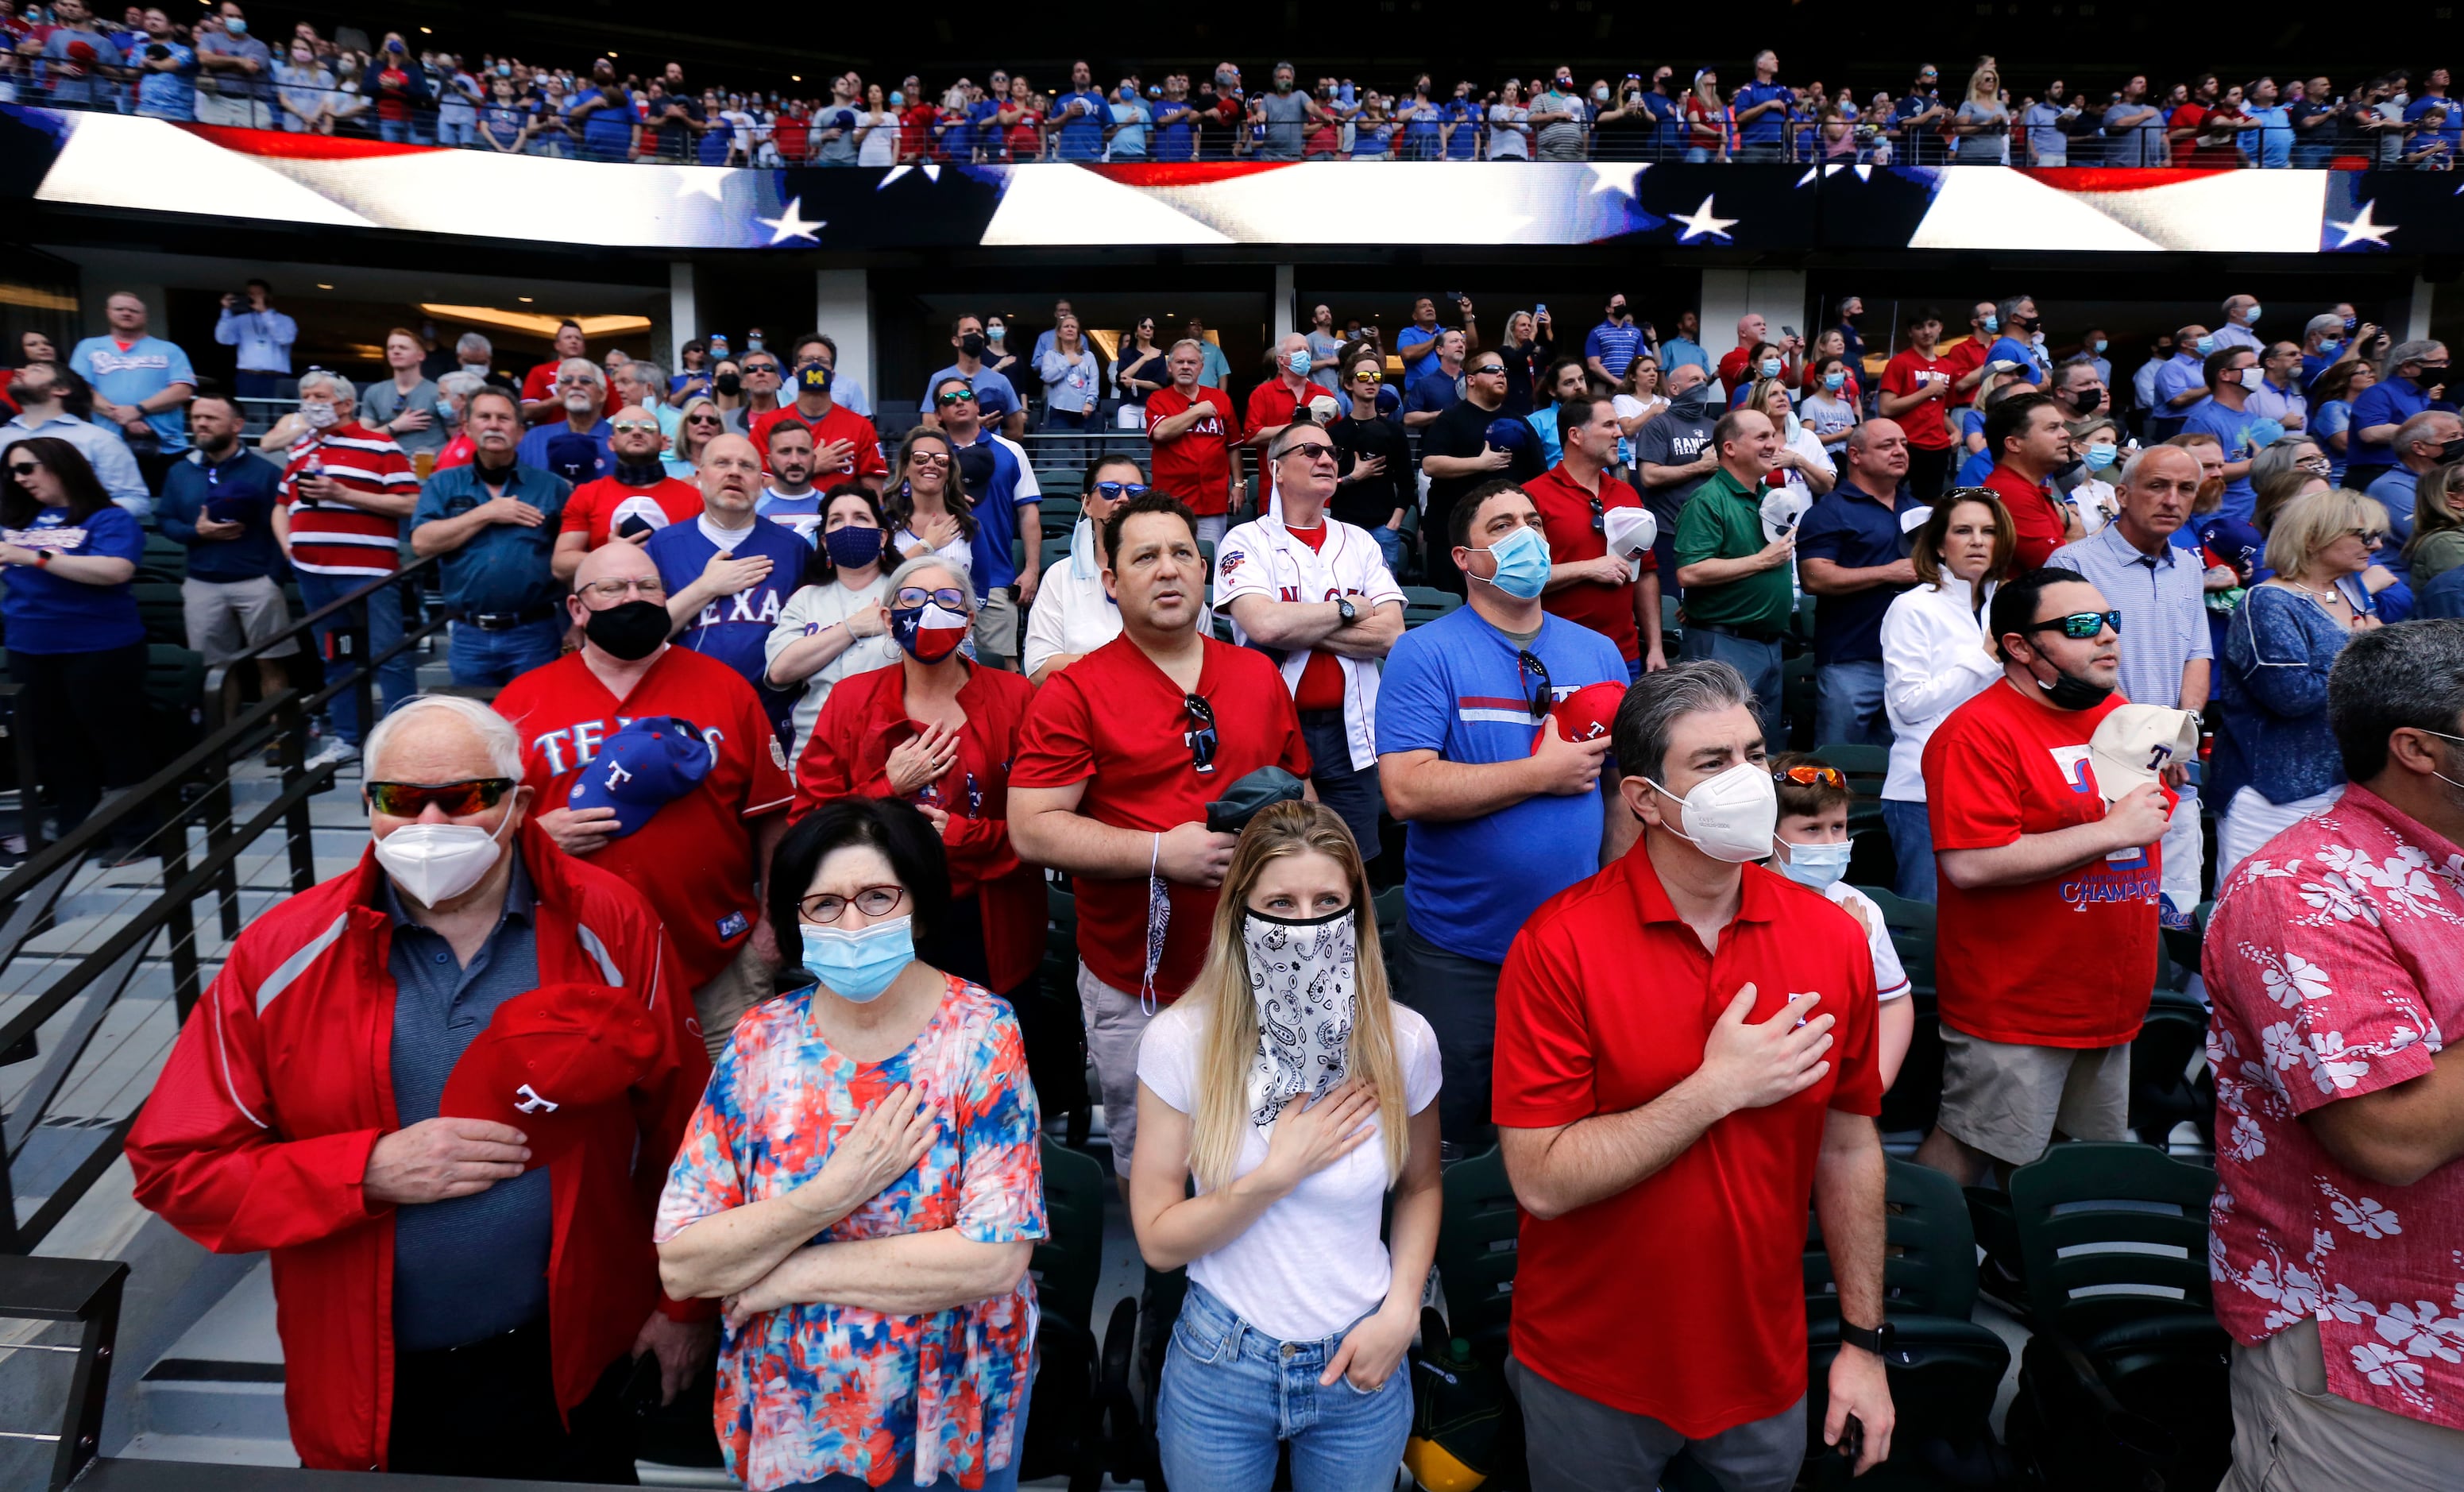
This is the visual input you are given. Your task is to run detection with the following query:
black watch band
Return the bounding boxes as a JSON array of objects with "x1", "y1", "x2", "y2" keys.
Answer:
[
  {"x1": 1336, "y1": 597, "x2": 1358, "y2": 625},
  {"x1": 1837, "y1": 1319, "x2": 1892, "y2": 1356}
]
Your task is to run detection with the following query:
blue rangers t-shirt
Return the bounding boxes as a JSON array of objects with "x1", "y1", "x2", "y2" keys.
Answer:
[
  {"x1": 645, "y1": 514, "x2": 810, "y2": 736},
  {"x1": 1377, "y1": 605, "x2": 1625, "y2": 964},
  {"x1": 0, "y1": 504, "x2": 145, "y2": 655}
]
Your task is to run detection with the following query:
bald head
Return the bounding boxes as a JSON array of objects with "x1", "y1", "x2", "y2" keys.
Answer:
[
  {"x1": 2116, "y1": 443, "x2": 2201, "y2": 547},
  {"x1": 697, "y1": 433, "x2": 763, "y2": 518},
  {"x1": 574, "y1": 534, "x2": 660, "y2": 591}
]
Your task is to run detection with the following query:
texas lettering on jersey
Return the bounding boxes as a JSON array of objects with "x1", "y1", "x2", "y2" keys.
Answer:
[
  {"x1": 527, "y1": 715, "x2": 727, "y2": 777},
  {"x1": 692, "y1": 588, "x2": 784, "y2": 631}
]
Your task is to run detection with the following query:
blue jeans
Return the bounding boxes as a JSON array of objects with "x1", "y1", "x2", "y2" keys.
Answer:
[
  {"x1": 1297, "y1": 710, "x2": 1381, "y2": 864},
  {"x1": 1881, "y1": 798, "x2": 1936, "y2": 904},
  {"x1": 296, "y1": 569, "x2": 419, "y2": 746},
  {"x1": 1159, "y1": 1280, "x2": 1412, "y2": 1492},
  {"x1": 1677, "y1": 626, "x2": 1784, "y2": 750},
  {"x1": 1373, "y1": 524, "x2": 1407, "y2": 576},
  {"x1": 1814, "y1": 659, "x2": 1894, "y2": 748},
  {"x1": 447, "y1": 617, "x2": 564, "y2": 688},
  {"x1": 777, "y1": 1375, "x2": 1030, "y2": 1492}
]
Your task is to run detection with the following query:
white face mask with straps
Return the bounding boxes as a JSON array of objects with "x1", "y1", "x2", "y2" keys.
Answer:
[{"x1": 1643, "y1": 761, "x2": 1779, "y2": 864}]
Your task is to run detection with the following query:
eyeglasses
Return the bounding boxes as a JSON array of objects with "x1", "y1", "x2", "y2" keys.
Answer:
[
  {"x1": 2026, "y1": 609, "x2": 2123, "y2": 640},
  {"x1": 935, "y1": 388, "x2": 979, "y2": 406},
  {"x1": 1470, "y1": 365, "x2": 1506, "y2": 377},
  {"x1": 1774, "y1": 764, "x2": 1846, "y2": 789},
  {"x1": 577, "y1": 576, "x2": 668, "y2": 602},
  {"x1": 798, "y1": 884, "x2": 907, "y2": 924},
  {"x1": 609, "y1": 419, "x2": 660, "y2": 435},
  {"x1": 1516, "y1": 648, "x2": 1554, "y2": 720},
  {"x1": 1279, "y1": 441, "x2": 1337, "y2": 462},
  {"x1": 367, "y1": 778, "x2": 516, "y2": 817},
  {"x1": 1093, "y1": 481, "x2": 1149, "y2": 501},
  {"x1": 894, "y1": 585, "x2": 970, "y2": 611},
  {"x1": 1184, "y1": 693, "x2": 1218, "y2": 772}
]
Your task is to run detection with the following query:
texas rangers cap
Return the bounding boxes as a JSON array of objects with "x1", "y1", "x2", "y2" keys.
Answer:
[
  {"x1": 1484, "y1": 416, "x2": 1533, "y2": 453},
  {"x1": 2087, "y1": 704, "x2": 2199, "y2": 806},
  {"x1": 438, "y1": 982, "x2": 662, "y2": 1168},
  {"x1": 1535, "y1": 680, "x2": 1628, "y2": 753},
  {"x1": 567, "y1": 716, "x2": 714, "y2": 838}
]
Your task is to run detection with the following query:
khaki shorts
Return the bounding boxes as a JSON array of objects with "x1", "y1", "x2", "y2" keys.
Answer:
[
  {"x1": 183, "y1": 574, "x2": 299, "y2": 667},
  {"x1": 972, "y1": 589, "x2": 1020, "y2": 667},
  {"x1": 691, "y1": 936, "x2": 774, "y2": 1063},
  {"x1": 2225, "y1": 1318, "x2": 2464, "y2": 1492},
  {"x1": 1077, "y1": 962, "x2": 1156, "y2": 1177},
  {"x1": 1935, "y1": 1027, "x2": 2129, "y2": 1167}
]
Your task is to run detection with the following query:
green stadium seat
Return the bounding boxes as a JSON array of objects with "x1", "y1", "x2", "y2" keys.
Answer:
[
  {"x1": 1400, "y1": 586, "x2": 1461, "y2": 629},
  {"x1": 133, "y1": 582, "x2": 187, "y2": 648}
]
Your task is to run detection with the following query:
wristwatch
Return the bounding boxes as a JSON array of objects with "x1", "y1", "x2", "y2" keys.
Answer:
[
  {"x1": 1836, "y1": 1319, "x2": 1894, "y2": 1358},
  {"x1": 1335, "y1": 597, "x2": 1358, "y2": 626}
]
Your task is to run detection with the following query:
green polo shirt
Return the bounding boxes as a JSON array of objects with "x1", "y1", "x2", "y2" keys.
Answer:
[{"x1": 1673, "y1": 469, "x2": 1794, "y2": 634}]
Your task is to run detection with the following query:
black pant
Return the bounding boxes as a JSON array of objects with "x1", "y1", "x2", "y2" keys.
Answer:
[
  {"x1": 10, "y1": 640, "x2": 150, "y2": 839},
  {"x1": 1394, "y1": 924, "x2": 1504, "y2": 1152},
  {"x1": 388, "y1": 1320, "x2": 639, "y2": 1483},
  {"x1": 1905, "y1": 443, "x2": 1953, "y2": 504}
]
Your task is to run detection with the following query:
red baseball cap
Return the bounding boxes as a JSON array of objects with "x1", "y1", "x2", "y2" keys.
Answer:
[
  {"x1": 1532, "y1": 680, "x2": 1628, "y2": 754},
  {"x1": 438, "y1": 983, "x2": 662, "y2": 1169}
]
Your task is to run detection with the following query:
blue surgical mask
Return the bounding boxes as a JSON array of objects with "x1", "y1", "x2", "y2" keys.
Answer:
[
  {"x1": 2083, "y1": 443, "x2": 2118, "y2": 472},
  {"x1": 1822, "y1": 371, "x2": 1845, "y2": 392},
  {"x1": 1470, "y1": 524, "x2": 1551, "y2": 601},
  {"x1": 496, "y1": 62, "x2": 512, "y2": 78},
  {"x1": 2091, "y1": 338, "x2": 2107, "y2": 354},
  {"x1": 1981, "y1": 315, "x2": 1999, "y2": 334},
  {"x1": 225, "y1": 17, "x2": 247, "y2": 34},
  {"x1": 1287, "y1": 348, "x2": 1312, "y2": 377},
  {"x1": 801, "y1": 916, "x2": 914, "y2": 1003},
  {"x1": 1759, "y1": 358, "x2": 1782, "y2": 378},
  {"x1": 2318, "y1": 338, "x2": 2340, "y2": 356},
  {"x1": 1776, "y1": 838, "x2": 1852, "y2": 891},
  {"x1": 890, "y1": 91, "x2": 904, "y2": 106},
  {"x1": 2244, "y1": 304, "x2": 2262, "y2": 325},
  {"x1": 2195, "y1": 335, "x2": 2217, "y2": 357}
]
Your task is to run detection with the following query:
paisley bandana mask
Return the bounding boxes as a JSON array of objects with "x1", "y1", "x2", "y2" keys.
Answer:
[{"x1": 1242, "y1": 906, "x2": 1358, "y2": 1127}]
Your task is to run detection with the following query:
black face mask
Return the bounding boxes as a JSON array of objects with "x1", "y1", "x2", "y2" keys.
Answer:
[
  {"x1": 2414, "y1": 364, "x2": 2450, "y2": 385},
  {"x1": 2067, "y1": 388, "x2": 2105, "y2": 416},
  {"x1": 2028, "y1": 654, "x2": 2114, "y2": 712},
  {"x1": 713, "y1": 372, "x2": 741, "y2": 396},
  {"x1": 2439, "y1": 436, "x2": 2464, "y2": 466},
  {"x1": 960, "y1": 333, "x2": 989, "y2": 359},
  {"x1": 584, "y1": 599, "x2": 670, "y2": 661}
]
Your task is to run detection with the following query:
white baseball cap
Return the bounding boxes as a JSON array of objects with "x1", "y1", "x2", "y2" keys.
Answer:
[{"x1": 2087, "y1": 704, "x2": 2200, "y2": 804}]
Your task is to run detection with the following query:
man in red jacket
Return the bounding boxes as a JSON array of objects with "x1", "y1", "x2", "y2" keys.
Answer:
[{"x1": 128, "y1": 694, "x2": 715, "y2": 1480}]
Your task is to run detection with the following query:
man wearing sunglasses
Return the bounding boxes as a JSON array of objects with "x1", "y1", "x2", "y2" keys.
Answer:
[
  {"x1": 930, "y1": 375, "x2": 1044, "y2": 621},
  {"x1": 129, "y1": 694, "x2": 715, "y2": 1478},
  {"x1": 553, "y1": 403, "x2": 705, "y2": 579},
  {"x1": 747, "y1": 354, "x2": 886, "y2": 491},
  {"x1": 1419, "y1": 353, "x2": 1547, "y2": 593},
  {"x1": 1216, "y1": 425, "x2": 1405, "y2": 862},
  {"x1": 1915, "y1": 568, "x2": 2170, "y2": 1188},
  {"x1": 721, "y1": 350, "x2": 787, "y2": 436},
  {"x1": 411, "y1": 387, "x2": 573, "y2": 686},
  {"x1": 1013, "y1": 492, "x2": 1311, "y2": 1189},
  {"x1": 918, "y1": 316, "x2": 1022, "y2": 435},
  {"x1": 497, "y1": 540, "x2": 795, "y2": 1057}
]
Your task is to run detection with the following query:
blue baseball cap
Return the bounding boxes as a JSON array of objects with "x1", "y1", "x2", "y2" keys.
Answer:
[
  {"x1": 1485, "y1": 416, "x2": 1533, "y2": 451},
  {"x1": 567, "y1": 717, "x2": 715, "y2": 838}
]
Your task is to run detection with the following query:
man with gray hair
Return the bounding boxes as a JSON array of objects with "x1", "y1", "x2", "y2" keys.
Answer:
[
  {"x1": 2298, "y1": 312, "x2": 2358, "y2": 392},
  {"x1": 128, "y1": 692, "x2": 716, "y2": 1477},
  {"x1": 2346, "y1": 337, "x2": 2449, "y2": 493},
  {"x1": 2366, "y1": 408, "x2": 2464, "y2": 579},
  {"x1": 2205, "y1": 619, "x2": 2464, "y2": 1490},
  {"x1": 271, "y1": 369, "x2": 419, "y2": 767},
  {"x1": 1495, "y1": 657, "x2": 1895, "y2": 1492},
  {"x1": 2211, "y1": 294, "x2": 2265, "y2": 354},
  {"x1": 452, "y1": 330, "x2": 520, "y2": 399},
  {"x1": 2049, "y1": 443, "x2": 2211, "y2": 927},
  {"x1": 513, "y1": 358, "x2": 612, "y2": 486}
]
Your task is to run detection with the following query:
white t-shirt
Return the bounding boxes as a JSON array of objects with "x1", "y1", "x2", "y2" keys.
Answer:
[
  {"x1": 1486, "y1": 102, "x2": 1531, "y2": 158},
  {"x1": 765, "y1": 576, "x2": 899, "y2": 746},
  {"x1": 890, "y1": 522, "x2": 975, "y2": 582},
  {"x1": 1825, "y1": 882, "x2": 1911, "y2": 1002},
  {"x1": 1137, "y1": 997, "x2": 1441, "y2": 1343},
  {"x1": 857, "y1": 108, "x2": 899, "y2": 166},
  {"x1": 1022, "y1": 520, "x2": 1215, "y2": 678}
]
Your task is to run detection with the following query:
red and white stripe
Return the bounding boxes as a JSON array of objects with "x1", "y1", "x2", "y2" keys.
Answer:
[{"x1": 277, "y1": 424, "x2": 416, "y2": 577}]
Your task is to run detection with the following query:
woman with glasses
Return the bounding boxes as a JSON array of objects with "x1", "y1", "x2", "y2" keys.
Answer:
[
  {"x1": 2250, "y1": 435, "x2": 2334, "y2": 535},
  {"x1": 1115, "y1": 319, "x2": 1169, "y2": 429},
  {"x1": 1130, "y1": 801, "x2": 1441, "y2": 1492},
  {"x1": 1751, "y1": 377, "x2": 1838, "y2": 507},
  {"x1": 2213, "y1": 488, "x2": 2390, "y2": 878},
  {"x1": 1494, "y1": 310, "x2": 1554, "y2": 418},
  {"x1": 666, "y1": 396, "x2": 727, "y2": 478},
  {"x1": 794, "y1": 555, "x2": 1052, "y2": 1096},
  {"x1": 0, "y1": 437, "x2": 151, "y2": 850},
  {"x1": 1682, "y1": 68, "x2": 1729, "y2": 162},
  {"x1": 884, "y1": 428, "x2": 979, "y2": 584},
  {"x1": 1950, "y1": 63, "x2": 2010, "y2": 164},
  {"x1": 655, "y1": 795, "x2": 1044, "y2": 1492},
  {"x1": 766, "y1": 485, "x2": 902, "y2": 745},
  {"x1": 1879, "y1": 489, "x2": 2016, "y2": 902}
]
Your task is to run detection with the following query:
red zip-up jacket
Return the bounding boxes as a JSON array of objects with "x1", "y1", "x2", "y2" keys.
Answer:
[
  {"x1": 126, "y1": 825, "x2": 713, "y2": 1471},
  {"x1": 791, "y1": 659, "x2": 1043, "y2": 993}
]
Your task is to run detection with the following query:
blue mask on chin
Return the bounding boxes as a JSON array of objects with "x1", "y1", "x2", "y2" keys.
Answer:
[{"x1": 801, "y1": 917, "x2": 914, "y2": 1002}]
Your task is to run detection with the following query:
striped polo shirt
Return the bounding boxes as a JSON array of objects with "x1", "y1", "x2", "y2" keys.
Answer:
[{"x1": 276, "y1": 424, "x2": 417, "y2": 578}]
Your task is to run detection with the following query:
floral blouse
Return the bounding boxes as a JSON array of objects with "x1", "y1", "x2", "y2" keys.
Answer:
[{"x1": 655, "y1": 972, "x2": 1045, "y2": 1489}]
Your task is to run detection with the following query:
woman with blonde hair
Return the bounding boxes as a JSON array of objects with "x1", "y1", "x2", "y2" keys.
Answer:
[
  {"x1": 1951, "y1": 63, "x2": 2010, "y2": 163},
  {"x1": 1751, "y1": 377, "x2": 1837, "y2": 509},
  {"x1": 1130, "y1": 800, "x2": 1441, "y2": 1492},
  {"x1": 668, "y1": 394, "x2": 728, "y2": 474},
  {"x1": 2400, "y1": 462, "x2": 2464, "y2": 586}
]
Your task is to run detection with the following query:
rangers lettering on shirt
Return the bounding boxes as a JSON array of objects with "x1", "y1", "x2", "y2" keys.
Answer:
[{"x1": 528, "y1": 716, "x2": 725, "y2": 776}]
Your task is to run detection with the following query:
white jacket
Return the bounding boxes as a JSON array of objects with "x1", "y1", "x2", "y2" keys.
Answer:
[
  {"x1": 1214, "y1": 512, "x2": 1403, "y2": 771},
  {"x1": 1879, "y1": 574, "x2": 2003, "y2": 802}
]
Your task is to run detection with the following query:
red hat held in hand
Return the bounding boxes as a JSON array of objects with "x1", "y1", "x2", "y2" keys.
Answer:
[
  {"x1": 1532, "y1": 680, "x2": 1628, "y2": 755},
  {"x1": 439, "y1": 982, "x2": 662, "y2": 1169}
]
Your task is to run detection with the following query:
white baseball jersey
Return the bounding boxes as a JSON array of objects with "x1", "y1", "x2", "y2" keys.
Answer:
[{"x1": 1213, "y1": 512, "x2": 1402, "y2": 771}]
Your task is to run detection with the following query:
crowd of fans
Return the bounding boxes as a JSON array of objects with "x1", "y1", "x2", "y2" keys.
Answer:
[
  {"x1": 0, "y1": 263, "x2": 2455, "y2": 1492},
  {"x1": 7, "y1": 6, "x2": 2460, "y2": 168}
]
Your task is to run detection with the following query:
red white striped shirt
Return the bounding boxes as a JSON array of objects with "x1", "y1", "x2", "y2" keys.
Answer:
[{"x1": 276, "y1": 424, "x2": 416, "y2": 578}]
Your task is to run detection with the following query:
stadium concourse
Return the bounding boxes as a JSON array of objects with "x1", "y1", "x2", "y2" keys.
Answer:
[{"x1": 1, "y1": 25, "x2": 2462, "y2": 1492}]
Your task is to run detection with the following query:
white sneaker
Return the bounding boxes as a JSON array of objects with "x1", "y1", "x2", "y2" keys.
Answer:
[{"x1": 303, "y1": 740, "x2": 360, "y2": 772}]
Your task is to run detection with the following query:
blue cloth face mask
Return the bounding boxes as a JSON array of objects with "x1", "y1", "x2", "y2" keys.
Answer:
[
  {"x1": 2082, "y1": 443, "x2": 2119, "y2": 471},
  {"x1": 1981, "y1": 314, "x2": 1999, "y2": 334},
  {"x1": 1469, "y1": 524, "x2": 1551, "y2": 601},
  {"x1": 1822, "y1": 371, "x2": 1846, "y2": 392},
  {"x1": 1759, "y1": 358, "x2": 1782, "y2": 378},
  {"x1": 1776, "y1": 837, "x2": 1852, "y2": 891},
  {"x1": 801, "y1": 916, "x2": 914, "y2": 1003},
  {"x1": 2317, "y1": 338, "x2": 2340, "y2": 356}
]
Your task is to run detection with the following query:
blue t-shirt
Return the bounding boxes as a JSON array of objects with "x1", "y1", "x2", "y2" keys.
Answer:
[
  {"x1": 1985, "y1": 335, "x2": 2043, "y2": 385},
  {"x1": 571, "y1": 90, "x2": 639, "y2": 159},
  {"x1": 134, "y1": 41, "x2": 197, "y2": 117},
  {"x1": 1379, "y1": 606, "x2": 1625, "y2": 964},
  {"x1": 2242, "y1": 104, "x2": 2292, "y2": 168},
  {"x1": 2347, "y1": 377, "x2": 2451, "y2": 477},
  {"x1": 1152, "y1": 101, "x2": 1199, "y2": 160},
  {"x1": 1527, "y1": 406, "x2": 1566, "y2": 470},
  {"x1": 69, "y1": 334, "x2": 195, "y2": 451},
  {"x1": 1640, "y1": 90, "x2": 1684, "y2": 147},
  {"x1": 755, "y1": 490, "x2": 823, "y2": 545},
  {"x1": 646, "y1": 516, "x2": 811, "y2": 733},
  {"x1": 157, "y1": 446, "x2": 284, "y2": 583},
  {"x1": 0, "y1": 504, "x2": 145, "y2": 655},
  {"x1": 918, "y1": 364, "x2": 1021, "y2": 424},
  {"x1": 1405, "y1": 370, "x2": 1460, "y2": 420},
  {"x1": 1731, "y1": 81, "x2": 1792, "y2": 145},
  {"x1": 1396, "y1": 325, "x2": 1440, "y2": 375},
  {"x1": 1053, "y1": 89, "x2": 1110, "y2": 159},
  {"x1": 1583, "y1": 322, "x2": 1645, "y2": 379},
  {"x1": 1402, "y1": 101, "x2": 1445, "y2": 157},
  {"x1": 2180, "y1": 397, "x2": 2264, "y2": 524},
  {"x1": 1443, "y1": 99, "x2": 1481, "y2": 160},
  {"x1": 2404, "y1": 95, "x2": 2463, "y2": 157}
]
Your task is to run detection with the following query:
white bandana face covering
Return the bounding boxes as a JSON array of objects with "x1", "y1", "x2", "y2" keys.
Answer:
[{"x1": 1242, "y1": 906, "x2": 1358, "y2": 1127}]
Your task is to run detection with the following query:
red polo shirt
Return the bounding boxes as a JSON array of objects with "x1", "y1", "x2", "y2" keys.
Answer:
[
  {"x1": 1524, "y1": 462, "x2": 1653, "y2": 663},
  {"x1": 1981, "y1": 463, "x2": 2069, "y2": 569},
  {"x1": 1494, "y1": 852, "x2": 1881, "y2": 1436}
]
